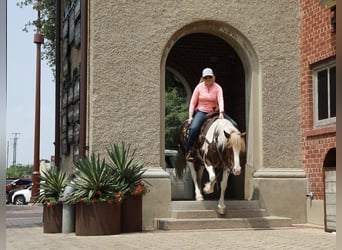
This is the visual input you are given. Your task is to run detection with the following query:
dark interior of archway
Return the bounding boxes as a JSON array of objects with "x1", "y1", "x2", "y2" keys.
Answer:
[
  {"x1": 166, "y1": 33, "x2": 246, "y2": 200},
  {"x1": 166, "y1": 33, "x2": 245, "y2": 132},
  {"x1": 323, "y1": 148, "x2": 336, "y2": 167}
]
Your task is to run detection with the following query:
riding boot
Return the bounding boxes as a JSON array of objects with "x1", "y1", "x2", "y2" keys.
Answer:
[{"x1": 185, "y1": 150, "x2": 194, "y2": 162}]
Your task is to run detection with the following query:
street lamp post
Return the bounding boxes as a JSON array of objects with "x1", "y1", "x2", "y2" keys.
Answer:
[{"x1": 31, "y1": 1, "x2": 44, "y2": 202}]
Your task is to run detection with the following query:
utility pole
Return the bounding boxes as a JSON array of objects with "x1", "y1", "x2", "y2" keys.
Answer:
[
  {"x1": 31, "y1": 0, "x2": 44, "y2": 202},
  {"x1": 7, "y1": 140, "x2": 9, "y2": 169},
  {"x1": 12, "y1": 132, "x2": 20, "y2": 166}
]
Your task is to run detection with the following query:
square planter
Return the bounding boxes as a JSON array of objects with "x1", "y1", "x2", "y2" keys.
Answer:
[
  {"x1": 75, "y1": 202, "x2": 121, "y2": 236},
  {"x1": 43, "y1": 203, "x2": 62, "y2": 233},
  {"x1": 121, "y1": 195, "x2": 142, "y2": 233}
]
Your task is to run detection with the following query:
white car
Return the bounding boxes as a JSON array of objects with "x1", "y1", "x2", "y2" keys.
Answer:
[{"x1": 12, "y1": 185, "x2": 32, "y2": 205}]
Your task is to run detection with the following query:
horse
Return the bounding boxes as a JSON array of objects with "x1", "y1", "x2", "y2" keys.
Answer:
[{"x1": 176, "y1": 113, "x2": 246, "y2": 214}]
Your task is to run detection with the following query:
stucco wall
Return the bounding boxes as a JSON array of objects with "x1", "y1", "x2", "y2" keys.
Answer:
[{"x1": 87, "y1": 0, "x2": 301, "y2": 169}]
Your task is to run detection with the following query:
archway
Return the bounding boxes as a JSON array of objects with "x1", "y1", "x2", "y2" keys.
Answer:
[
  {"x1": 161, "y1": 20, "x2": 262, "y2": 200},
  {"x1": 166, "y1": 33, "x2": 246, "y2": 131},
  {"x1": 323, "y1": 148, "x2": 336, "y2": 232}
]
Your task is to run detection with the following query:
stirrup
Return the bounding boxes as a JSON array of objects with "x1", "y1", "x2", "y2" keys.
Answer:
[{"x1": 185, "y1": 152, "x2": 194, "y2": 162}]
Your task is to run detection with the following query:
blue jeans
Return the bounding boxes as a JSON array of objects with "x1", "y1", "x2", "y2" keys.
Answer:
[{"x1": 185, "y1": 111, "x2": 238, "y2": 155}]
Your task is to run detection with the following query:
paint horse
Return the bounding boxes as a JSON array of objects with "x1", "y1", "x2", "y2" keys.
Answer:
[{"x1": 176, "y1": 113, "x2": 246, "y2": 214}]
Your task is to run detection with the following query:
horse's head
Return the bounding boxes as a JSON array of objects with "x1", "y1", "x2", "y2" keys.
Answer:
[{"x1": 223, "y1": 130, "x2": 246, "y2": 176}]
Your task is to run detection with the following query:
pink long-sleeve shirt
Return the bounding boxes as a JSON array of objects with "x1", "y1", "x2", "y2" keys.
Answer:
[{"x1": 189, "y1": 81, "x2": 224, "y2": 117}]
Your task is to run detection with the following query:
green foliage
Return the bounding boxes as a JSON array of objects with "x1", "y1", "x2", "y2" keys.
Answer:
[
  {"x1": 34, "y1": 168, "x2": 69, "y2": 206},
  {"x1": 17, "y1": 0, "x2": 56, "y2": 74},
  {"x1": 66, "y1": 153, "x2": 127, "y2": 205},
  {"x1": 165, "y1": 71, "x2": 188, "y2": 149},
  {"x1": 6, "y1": 164, "x2": 33, "y2": 178},
  {"x1": 106, "y1": 142, "x2": 149, "y2": 196}
]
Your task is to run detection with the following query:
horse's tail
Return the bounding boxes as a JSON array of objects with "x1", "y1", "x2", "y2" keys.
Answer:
[
  {"x1": 175, "y1": 120, "x2": 188, "y2": 178},
  {"x1": 175, "y1": 146, "x2": 186, "y2": 178}
]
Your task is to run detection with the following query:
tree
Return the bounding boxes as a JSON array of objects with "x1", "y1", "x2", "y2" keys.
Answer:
[
  {"x1": 6, "y1": 164, "x2": 34, "y2": 178},
  {"x1": 165, "y1": 71, "x2": 188, "y2": 149},
  {"x1": 17, "y1": 0, "x2": 56, "y2": 74}
]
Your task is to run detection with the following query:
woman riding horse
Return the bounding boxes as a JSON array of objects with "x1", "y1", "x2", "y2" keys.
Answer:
[{"x1": 185, "y1": 67, "x2": 237, "y2": 162}]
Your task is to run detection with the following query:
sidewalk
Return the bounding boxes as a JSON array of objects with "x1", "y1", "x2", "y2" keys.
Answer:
[
  {"x1": 6, "y1": 225, "x2": 336, "y2": 250},
  {"x1": 6, "y1": 205, "x2": 336, "y2": 250}
]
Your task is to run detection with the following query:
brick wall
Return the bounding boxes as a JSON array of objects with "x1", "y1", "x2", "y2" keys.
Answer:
[{"x1": 300, "y1": 0, "x2": 336, "y2": 200}]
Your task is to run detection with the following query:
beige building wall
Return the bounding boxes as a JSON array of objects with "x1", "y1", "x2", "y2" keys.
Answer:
[
  {"x1": 65, "y1": 0, "x2": 306, "y2": 228},
  {"x1": 87, "y1": 0, "x2": 302, "y2": 166}
]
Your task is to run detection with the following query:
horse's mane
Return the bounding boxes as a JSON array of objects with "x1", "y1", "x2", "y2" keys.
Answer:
[
  {"x1": 213, "y1": 119, "x2": 245, "y2": 152},
  {"x1": 228, "y1": 131, "x2": 246, "y2": 152}
]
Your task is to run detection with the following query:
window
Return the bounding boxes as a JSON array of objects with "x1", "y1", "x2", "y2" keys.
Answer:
[{"x1": 313, "y1": 61, "x2": 336, "y2": 127}]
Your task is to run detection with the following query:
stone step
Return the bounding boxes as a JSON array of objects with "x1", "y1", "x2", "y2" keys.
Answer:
[
  {"x1": 157, "y1": 216, "x2": 293, "y2": 231},
  {"x1": 171, "y1": 208, "x2": 268, "y2": 219},
  {"x1": 171, "y1": 200, "x2": 262, "y2": 210},
  {"x1": 156, "y1": 200, "x2": 292, "y2": 230}
]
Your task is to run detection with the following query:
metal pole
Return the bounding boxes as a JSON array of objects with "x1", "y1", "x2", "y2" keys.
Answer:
[
  {"x1": 31, "y1": 2, "x2": 44, "y2": 202},
  {"x1": 12, "y1": 132, "x2": 20, "y2": 166},
  {"x1": 7, "y1": 141, "x2": 9, "y2": 169},
  {"x1": 79, "y1": 0, "x2": 88, "y2": 159},
  {"x1": 55, "y1": 0, "x2": 61, "y2": 167},
  {"x1": 11, "y1": 139, "x2": 14, "y2": 166}
]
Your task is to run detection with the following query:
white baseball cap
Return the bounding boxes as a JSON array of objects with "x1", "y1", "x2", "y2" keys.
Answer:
[{"x1": 202, "y1": 68, "x2": 214, "y2": 77}]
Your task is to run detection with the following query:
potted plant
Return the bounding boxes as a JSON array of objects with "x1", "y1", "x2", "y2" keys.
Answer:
[
  {"x1": 106, "y1": 142, "x2": 150, "y2": 233},
  {"x1": 65, "y1": 153, "x2": 127, "y2": 236},
  {"x1": 34, "y1": 168, "x2": 69, "y2": 233}
]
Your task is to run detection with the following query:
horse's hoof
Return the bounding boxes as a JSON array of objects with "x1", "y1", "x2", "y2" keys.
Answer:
[
  {"x1": 203, "y1": 183, "x2": 214, "y2": 194},
  {"x1": 196, "y1": 195, "x2": 204, "y2": 201},
  {"x1": 217, "y1": 207, "x2": 226, "y2": 215}
]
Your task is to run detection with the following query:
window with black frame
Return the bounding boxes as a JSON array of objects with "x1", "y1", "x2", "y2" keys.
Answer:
[{"x1": 313, "y1": 61, "x2": 336, "y2": 127}]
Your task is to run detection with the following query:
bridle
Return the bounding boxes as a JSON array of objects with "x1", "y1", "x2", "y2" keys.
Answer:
[{"x1": 201, "y1": 131, "x2": 234, "y2": 174}]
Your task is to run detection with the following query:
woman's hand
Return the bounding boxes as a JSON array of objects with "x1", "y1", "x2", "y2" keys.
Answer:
[
  {"x1": 219, "y1": 112, "x2": 224, "y2": 119},
  {"x1": 188, "y1": 117, "x2": 193, "y2": 124}
]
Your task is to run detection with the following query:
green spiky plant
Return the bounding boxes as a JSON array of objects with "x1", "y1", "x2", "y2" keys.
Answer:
[
  {"x1": 65, "y1": 153, "x2": 128, "y2": 205},
  {"x1": 34, "y1": 168, "x2": 69, "y2": 206},
  {"x1": 106, "y1": 142, "x2": 150, "y2": 197}
]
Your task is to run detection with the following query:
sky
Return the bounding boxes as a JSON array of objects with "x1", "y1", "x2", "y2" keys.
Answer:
[{"x1": 6, "y1": 1, "x2": 55, "y2": 166}]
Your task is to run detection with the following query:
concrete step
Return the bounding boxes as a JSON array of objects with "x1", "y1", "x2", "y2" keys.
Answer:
[
  {"x1": 156, "y1": 200, "x2": 292, "y2": 230},
  {"x1": 171, "y1": 208, "x2": 268, "y2": 219},
  {"x1": 157, "y1": 216, "x2": 293, "y2": 230},
  {"x1": 171, "y1": 200, "x2": 262, "y2": 210}
]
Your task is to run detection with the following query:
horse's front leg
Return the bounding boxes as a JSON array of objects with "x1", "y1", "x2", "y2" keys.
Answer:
[
  {"x1": 217, "y1": 168, "x2": 229, "y2": 215},
  {"x1": 203, "y1": 164, "x2": 216, "y2": 194},
  {"x1": 187, "y1": 161, "x2": 203, "y2": 201},
  {"x1": 197, "y1": 164, "x2": 204, "y2": 189}
]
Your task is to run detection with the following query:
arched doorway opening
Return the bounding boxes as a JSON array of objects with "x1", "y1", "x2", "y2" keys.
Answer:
[
  {"x1": 161, "y1": 20, "x2": 261, "y2": 201},
  {"x1": 323, "y1": 148, "x2": 336, "y2": 232},
  {"x1": 166, "y1": 33, "x2": 246, "y2": 132},
  {"x1": 165, "y1": 34, "x2": 245, "y2": 200}
]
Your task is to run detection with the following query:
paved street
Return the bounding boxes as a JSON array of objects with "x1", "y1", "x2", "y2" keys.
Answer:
[
  {"x1": 6, "y1": 204, "x2": 43, "y2": 228},
  {"x1": 6, "y1": 204, "x2": 336, "y2": 250}
]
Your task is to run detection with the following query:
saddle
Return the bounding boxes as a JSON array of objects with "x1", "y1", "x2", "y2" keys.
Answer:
[{"x1": 178, "y1": 112, "x2": 220, "y2": 158}]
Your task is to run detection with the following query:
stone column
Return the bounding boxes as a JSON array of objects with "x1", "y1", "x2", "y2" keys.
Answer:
[
  {"x1": 253, "y1": 168, "x2": 307, "y2": 223},
  {"x1": 142, "y1": 167, "x2": 171, "y2": 230}
]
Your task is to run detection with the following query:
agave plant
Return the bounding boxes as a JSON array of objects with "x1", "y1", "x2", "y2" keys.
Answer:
[
  {"x1": 65, "y1": 153, "x2": 128, "y2": 205},
  {"x1": 35, "y1": 168, "x2": 69, "y2": 206},
  {"x1": 106, "y1": 142, "x2": 150, "y2": 196}
]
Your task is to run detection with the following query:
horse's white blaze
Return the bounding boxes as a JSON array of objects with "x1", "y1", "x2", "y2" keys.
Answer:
[{"x1": 232, "y1": 148, "x2": 241, "y2": 176}]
